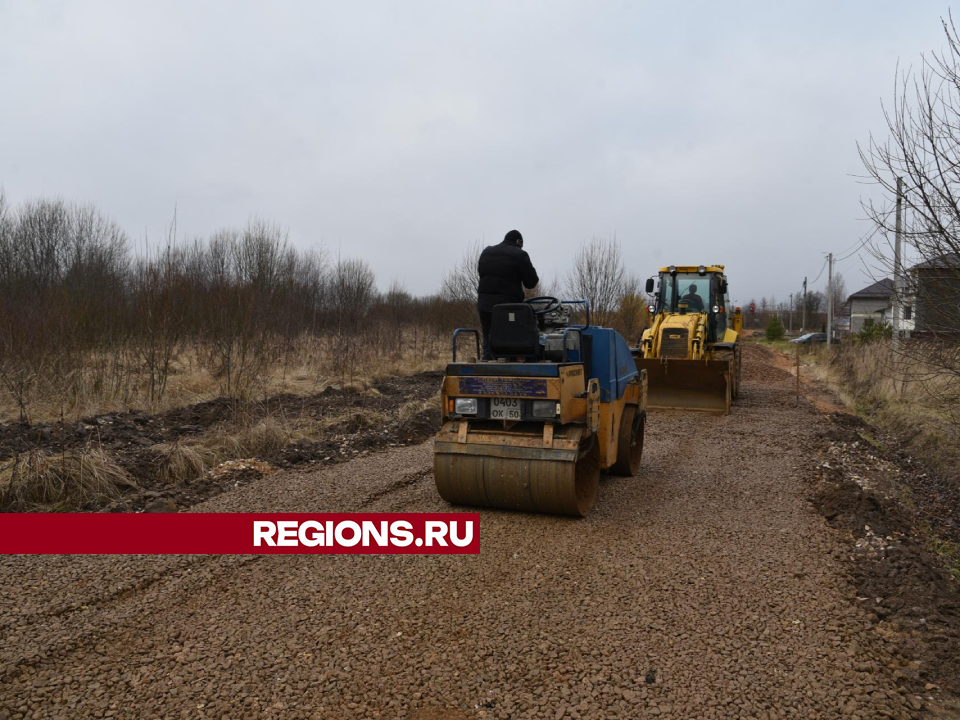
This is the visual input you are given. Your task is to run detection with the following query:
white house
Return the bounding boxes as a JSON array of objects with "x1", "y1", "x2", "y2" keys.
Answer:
[{"x1": 847, "y1": 279, "x2": 916, "y2": 334}]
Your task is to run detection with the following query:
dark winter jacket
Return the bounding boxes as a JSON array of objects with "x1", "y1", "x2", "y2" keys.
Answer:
[
  {"x1": 476, "y1": 240, "x2": 540, "y2": 312},
  {"x1": 679, "y1": 291, "x2": 705, "y2": 312}
]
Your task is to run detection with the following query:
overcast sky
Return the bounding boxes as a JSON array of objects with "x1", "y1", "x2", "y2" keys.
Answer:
[{"x1": 0, "y1": 1, "x2": 951, "y2": 304}]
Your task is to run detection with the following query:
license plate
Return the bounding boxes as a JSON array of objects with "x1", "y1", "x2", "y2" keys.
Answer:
[{"x1": 490, "y1": 397, "x2": 521, "y2": 420}]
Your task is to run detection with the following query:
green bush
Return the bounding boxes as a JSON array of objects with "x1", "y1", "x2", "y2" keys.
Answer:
[
  {"x1": 765, "y1": 316, "x2": 785, "y2": 341},
  {"x1": 856, "y1": 318, "x2": 893, "y2": 343}
]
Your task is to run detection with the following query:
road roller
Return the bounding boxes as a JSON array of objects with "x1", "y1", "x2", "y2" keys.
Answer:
[
  {"x1": 636, "y1": 265, "x2": 742, "y2": 414},
  {"x1": 434, "y1": 297, "x2": 647, "y2": 517}
]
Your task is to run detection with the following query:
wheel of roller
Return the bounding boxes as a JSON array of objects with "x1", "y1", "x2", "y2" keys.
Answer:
[
  {"x1": 611, "y1": 406, "x2": 644, "y2": 476},
  {"x1": 731, "y1": 344, "x2": 742, "y2": 400},
  {"x1": 572, "y1": 433, "x2": 601, "y2": 516}
]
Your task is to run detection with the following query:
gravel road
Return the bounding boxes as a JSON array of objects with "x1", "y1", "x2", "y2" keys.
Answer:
[{"x1": 0, "y1": 346, "x2": 924, "y2": 719}]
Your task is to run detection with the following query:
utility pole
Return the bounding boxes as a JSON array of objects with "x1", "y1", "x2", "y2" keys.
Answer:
[
  {"x1": 789, "y1": 293, "x2": 794, "y2": 333},
  {"x1": 802, "y1": 277, "x2": 807, "y2": 334},
  {"x1": 892, "y1": 176, "x2": 904, "y2": 351},
  {"x1": 826, "y1": 253, "x2": 834, "y2": 346}
]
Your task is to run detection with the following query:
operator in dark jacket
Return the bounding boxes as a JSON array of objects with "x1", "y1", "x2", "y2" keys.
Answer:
[
  {"x1": 679, "y1": 283, "x2": 705, "y2": 312},
  {"x1": 477, "y1": 230, "x2": 539, "y2": 360}
]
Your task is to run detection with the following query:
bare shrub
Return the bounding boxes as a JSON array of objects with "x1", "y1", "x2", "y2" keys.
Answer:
[
  {"x1": 199, "y1": 225, "x2": 283, "y2": 396},
  {"x1": 0, "y1": 198, "x2": 130, "y2": 421},
  {"x1": 327, "y1": 254, "x2": 377, "y2": 385},
  {"x1": 132, "y1": 241, "x2": 187, "y2": 405},
  {"x1": 441, "y1": 239, "x2": 482, "y2": 328}
]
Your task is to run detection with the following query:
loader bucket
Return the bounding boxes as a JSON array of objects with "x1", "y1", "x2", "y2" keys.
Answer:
[
  {"x1": 434, "y1": 423, "x2": 600, "y2": 517},
  {"x1": 635, "y1": 357, "x2": 732, "y2": 414}
]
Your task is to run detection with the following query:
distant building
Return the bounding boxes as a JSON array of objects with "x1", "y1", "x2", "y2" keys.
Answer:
[
  {"x1": 907, "y1": 254, "x2": 960, "y2": 334},
  {"x1": 846, "y1": 278, "x2": 915, "y2": 334}
]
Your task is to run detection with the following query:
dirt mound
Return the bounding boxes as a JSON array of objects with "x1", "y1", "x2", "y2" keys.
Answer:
[
  {"x1": 813, "y1": 414, "x2": 960, "y2": 697},
  {"x1": 815, "y1": 482, "x2": 901, "y2": 538}
]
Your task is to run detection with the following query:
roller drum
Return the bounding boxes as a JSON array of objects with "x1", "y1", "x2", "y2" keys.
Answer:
[{"x1": 434, "y1": 429, "x2": 600, "y2": 517}]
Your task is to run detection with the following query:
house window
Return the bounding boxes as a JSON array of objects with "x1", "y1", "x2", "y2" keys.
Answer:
[{"x1": 904, "y1": 305, "x2": 912, "y2": 320}]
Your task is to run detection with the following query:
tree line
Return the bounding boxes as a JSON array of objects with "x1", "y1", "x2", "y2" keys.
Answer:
[
  {"x1": 0, "y1": 194, "x2": 651, "y2": 420},
  {"x1": 0, "y1": 195, "x2": 471, "y2": 418}
]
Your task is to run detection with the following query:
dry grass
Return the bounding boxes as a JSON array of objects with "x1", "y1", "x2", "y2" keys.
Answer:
[
  {"x1": 145, "y1": 418, "x2": 304, "y2": 486},
  {"x1": 152, "y1": 439, "x2": 213, "y2": 485},
  {"x1": 0, "y1": 447, "x2": 137, "y2": 511},
  {"x1": 398, "y1": 394, "x2": 441, "y2": 422},
  {"x1": 145, "y1": 402, "x2": 409, "y2": 487},
  {"x1": 321, "y1": 410, "x2": 390, "y2": 433},
  {"x1": 806, "y1": 342, "x2": 955, "y2": 421},
  {"x1": 0, "y1": 334, "x2": 448, "y2": 426},
  {"x1": 803, "y1": 341, "x2": 960, "y2": 481},
  {"x1": 220, "y1": 416, "x2": 305, "y2": 458}
]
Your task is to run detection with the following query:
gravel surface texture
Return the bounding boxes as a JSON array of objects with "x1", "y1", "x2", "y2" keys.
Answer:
[{"x1": 0, "y1": 346, "x2": 944, "y2": 719}]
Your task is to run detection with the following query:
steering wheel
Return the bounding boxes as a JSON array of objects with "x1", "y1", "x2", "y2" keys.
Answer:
[{"x1": 524, "y1": 296, "x2": 562, "y2": 315}]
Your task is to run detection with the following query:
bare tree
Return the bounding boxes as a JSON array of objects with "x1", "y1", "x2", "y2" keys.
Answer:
[
  {"x1": 131, "y1": 213, "x2": 187, "y2": 405},
  {"x1": 329, "y1": 253, "x2": 376, "y2": 333},
  {"x1": 860, "y1": 15, "x2": 960, "y2": 331},
  {"x1": 564, "y1": 237, "x2": 639, "y2": 330},
  {"x1": 859, "y1": 13, "x2": 960, "y2": 418},
  {"x1": 830, "y1": 273, "x2": 847, "y2": 318},
  {"x1": 441, "y1": 239, "x2": 483, "y2": 328}
]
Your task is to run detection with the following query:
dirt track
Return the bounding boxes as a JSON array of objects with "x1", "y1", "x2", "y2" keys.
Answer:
[{"x1": 0, "y1": 346, "x2": 946, "y2": 719}]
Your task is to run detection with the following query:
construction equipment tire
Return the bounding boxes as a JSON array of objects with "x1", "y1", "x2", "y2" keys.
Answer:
[
  {"x1": 611, "y1": 406, "x2": 644, "y2": 476},
  {"x1": 732, "y1": 345, "x2": 742, "y2": 400}
]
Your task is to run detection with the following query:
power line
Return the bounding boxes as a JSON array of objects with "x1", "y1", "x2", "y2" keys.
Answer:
[
  {"x1": 833, "y1": 207, "x2": 895, "y2": 263},
  {"x1": 810, "y1": 257, "x2": 829, "y2": 284},
  {"x1": 835, "y1": 224, "x2": 883, "y2": 263}
]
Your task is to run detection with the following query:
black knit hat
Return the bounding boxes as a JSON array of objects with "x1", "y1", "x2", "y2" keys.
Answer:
[{"x1": 504, "y1": 230, "x2": 523, "y2": 245}]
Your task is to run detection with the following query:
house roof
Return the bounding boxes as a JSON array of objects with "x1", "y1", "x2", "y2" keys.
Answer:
[
  {"x1": 911, "y1": 253, "x2": 960, "y2": 270},
  {"x1": 848, "y1": 278, "x2": 894, "y2": 301}
]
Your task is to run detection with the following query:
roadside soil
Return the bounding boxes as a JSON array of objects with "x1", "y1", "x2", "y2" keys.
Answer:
[
  {"x1": 1, "y1": 345, "x2": 958, "y2": 719},
  {"x1": 0, "y1": 372, "x2": 443, "y2": 512}
]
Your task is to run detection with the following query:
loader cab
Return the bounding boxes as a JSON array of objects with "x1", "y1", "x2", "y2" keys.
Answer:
[{"x1": 654, "y1": 266, "x2": 729, "y2": 342}]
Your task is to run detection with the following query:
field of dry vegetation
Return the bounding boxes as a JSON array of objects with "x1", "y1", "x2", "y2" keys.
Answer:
[
  {"x1": 0, "y1": 195, "x2": 474, "y2": 511},
  {"x1": 0, "y1": 198, "x2": 464, "y2": 426},
  {"x1": 0, "y1": 194, "x2": 649, "y2": 512}
]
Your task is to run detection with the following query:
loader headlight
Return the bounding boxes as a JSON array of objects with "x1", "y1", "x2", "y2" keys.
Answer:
[
  {"x1": 712, "y1": 305, "x2": 720, "y2": 313},
  {"x1": 648, "y1": 305, "x2": 655, "y2": 313},
  {"x1": 532, "y1": 400, "x2": 561, "y2": 418},
  {"x1": 454, "y1": 398, "x2": 477, "y2": 415}
]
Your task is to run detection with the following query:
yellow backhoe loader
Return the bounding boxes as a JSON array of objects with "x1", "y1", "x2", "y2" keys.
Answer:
[{"x1": 635, "y1": 265, "x2": 742, "y2": 414}]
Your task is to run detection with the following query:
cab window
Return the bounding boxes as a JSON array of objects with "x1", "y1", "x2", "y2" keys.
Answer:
[{"x1": 662, "y1": 273, "x2": 707, "y2": 312}]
